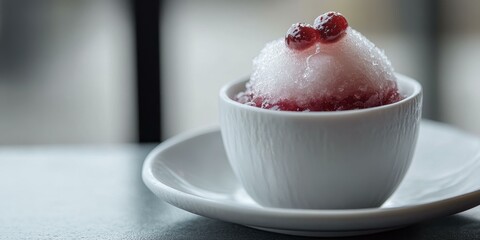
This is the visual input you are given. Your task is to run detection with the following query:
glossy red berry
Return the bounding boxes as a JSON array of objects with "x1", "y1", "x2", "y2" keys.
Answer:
[
  {"x1": 314, "y1": 12, "x2": 349, "y2": 43},
  {"x1": 285, "y1": 23, "x2": 319, "y2": 50}
]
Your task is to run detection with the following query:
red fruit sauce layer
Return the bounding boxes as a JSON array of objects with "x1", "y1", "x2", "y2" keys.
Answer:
[{"x1": 236, "y1": 87, "x2": 402, "y2": 112}]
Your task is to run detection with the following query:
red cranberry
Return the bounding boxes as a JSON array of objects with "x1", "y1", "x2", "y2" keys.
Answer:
[
  {"x1": 314, "y1": 12, "x2": 349, "y2": 43},
  {"x1": 285, "y1": 23, "x2": 319, "y2": 50}
]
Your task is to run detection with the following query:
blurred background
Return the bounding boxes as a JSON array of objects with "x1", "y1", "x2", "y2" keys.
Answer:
[{"x1": 0, "y1": 0, "x2": 479, "y2": 145}]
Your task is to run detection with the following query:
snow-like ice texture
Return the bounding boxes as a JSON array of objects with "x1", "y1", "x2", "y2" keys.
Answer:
[{"x1": 238, "y1": 28, "x2": 400, "y2": 111}]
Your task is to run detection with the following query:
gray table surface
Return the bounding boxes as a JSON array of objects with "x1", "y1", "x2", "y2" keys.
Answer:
[{"x1": 1, "y1": 145, "x2": 479, "y2": 240}]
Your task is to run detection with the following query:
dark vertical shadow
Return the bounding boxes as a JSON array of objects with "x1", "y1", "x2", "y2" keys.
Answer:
[
  {"x1": 132, "y1": 0, "x2": 162, "y2": 142},
  {"x1": 397, "y1": 0, "x2": 440, "y2": 120},
  {"x1": 424, "y1": 0, "x2": 440, "y2": 120},
  {"x1": 396, "y1": 0, "x2": 441, "y2": 120}
]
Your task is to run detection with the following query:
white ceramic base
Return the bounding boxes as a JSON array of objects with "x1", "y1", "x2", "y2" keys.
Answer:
[{"x1": 142, "y1": 120, "x2": 480, "y2": 237}]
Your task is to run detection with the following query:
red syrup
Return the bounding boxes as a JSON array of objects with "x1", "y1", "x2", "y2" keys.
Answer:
[{"x1": 236, "y1": 86, "x2": 402, "y2": 112}]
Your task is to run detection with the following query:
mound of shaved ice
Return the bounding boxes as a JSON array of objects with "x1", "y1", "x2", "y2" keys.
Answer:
[{"x1": 236, "y1": 28, "x2": 401, "y2": 111}]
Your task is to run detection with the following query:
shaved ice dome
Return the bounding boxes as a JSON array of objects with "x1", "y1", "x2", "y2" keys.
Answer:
[{"x1": 237, "y1": 27, "x2": 401, "y2": 111}]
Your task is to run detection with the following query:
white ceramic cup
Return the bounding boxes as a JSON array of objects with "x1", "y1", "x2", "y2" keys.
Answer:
[{"x1": 219, "y1": 74, "x2": 422, "y2": 209}]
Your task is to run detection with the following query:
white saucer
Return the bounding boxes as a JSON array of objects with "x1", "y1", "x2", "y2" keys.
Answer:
[{"x1": 142, "y1": 120, "x2": 480, "y2": 237}]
